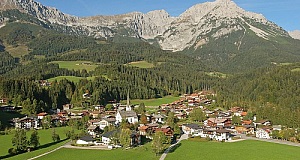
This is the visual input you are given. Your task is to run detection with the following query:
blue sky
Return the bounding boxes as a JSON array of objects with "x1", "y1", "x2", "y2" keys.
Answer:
[{"x1": 36, "y1": 0, "x2": 300, "y2": 31}]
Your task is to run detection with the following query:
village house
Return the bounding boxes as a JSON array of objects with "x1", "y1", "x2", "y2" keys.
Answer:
[
  {"x1": 37, "y1": 112, "x2": 48, "y2": 120},
  {"x1": 215, "y1": 129, "x2": 232, "y2": 141},
  {"x1": 182, "y1": 123, "x2": 203, "y2": 136},
  {"x1": 102, "y1": 130, "x2": 140, "y2": 147},
  {"x1": 154, "y1": 126, "x2": 174, "y2": 137},
  {"x1": 202, "y1": 128, "x2": 232, "y2": 141},
  {"x1": 256, "y1": 128, "x2": 271, "y2": 139},
  {"x1": 102, "y1": 130, "x2": 117, "y2": 145},
  {"x1": 99, "y1": 117, "x2": 116, "y2": 130},
  {"x1": 13, "y1": 116, "x2": 38, "y2": 129},
  {"x1": 63, "y1": 104, "x2": 73, "y2": 111},
  {"x1": 91, "y1": 111, "x2": 101, "y2": 119},
  {"x1": 87, "y1": 125, "x2": 100, "y2": 137},
  {"x1": 151, "y1": 114, "x2": 166, "y2": 123},
  {"x1": 235, "y1": 125, "x2": 255, "y2": 135},
  {"x1": 88, "y1": 119, "x2": 101, "y2": 126},
  {"x1": 138, "y1": 125, "x2": 150, "y2": 136},
  {"x1": 254, "y1": 120, "x2": 271, "y2": 128},
  {"x1": 206, "y1": 118, "x2": 232, "y2": 127},
  {"x1": 76, "y1": 135, "x2": 95, "y2": 145}
]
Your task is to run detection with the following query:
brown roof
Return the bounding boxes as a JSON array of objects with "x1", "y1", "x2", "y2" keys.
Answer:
[
  {"x1": 37, "y1": 112, "x2": 48, "y2": 116},
  {"x1": 241, "y1": 112, "x2": 247, "y2": 116}
]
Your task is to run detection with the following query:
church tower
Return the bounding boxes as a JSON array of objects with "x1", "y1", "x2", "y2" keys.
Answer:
[{"x1": 126, "y1": 89, "x2": 131, "y2": 111}]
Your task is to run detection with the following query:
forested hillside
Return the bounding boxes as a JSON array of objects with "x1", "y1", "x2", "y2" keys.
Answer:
[
  {"x1": 215, "y1": 63, "x2": 300, "y2": 127},
  {"x1": 0, "y1": 9, "x2": 299, "y2": 128}
]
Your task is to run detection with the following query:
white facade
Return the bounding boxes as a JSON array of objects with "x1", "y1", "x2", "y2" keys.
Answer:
[
  {"x1": 102, "y1": 136, "x2": 111, "y2": 145},
  {"x1": 76, "y1": 139, "x2": 89, "y2": 145},
  {"x1": 256, "y1": 129, "x2": 271, "y2": 139},
  {"x1": 115, "y1": 111, "x2": 138, "y2": 124},
  {"x1": 99, "y1": 120, "x2": 109, "y2": 130}
]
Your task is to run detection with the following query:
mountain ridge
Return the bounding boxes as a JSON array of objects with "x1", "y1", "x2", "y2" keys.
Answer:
[{"x1": 0, "y1": 0, "x2": 289, "y2": 51}]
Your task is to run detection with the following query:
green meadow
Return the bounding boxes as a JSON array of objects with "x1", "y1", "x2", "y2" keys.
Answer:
[
  {"x1": 0, "y1": 127, "x2": 79, "y2": 160},
  {"x1": 50, "y1": 61, "x2": 98, "y2": 72},
  {"x1": 165, "y1": 140, "x2": 300, "y2": 160},
  {"x1": 38, "y1": 143, "x2": 157, "y2": 160},
  {"x1": 47, "y1": 76, "x2": 95, "y2": 83},
  {"x1": 126, "y1": 61, "x2": 155, "y2": 68},
  {"x1": 122, "y1": 96, "x2": 180, "y2": 106}
]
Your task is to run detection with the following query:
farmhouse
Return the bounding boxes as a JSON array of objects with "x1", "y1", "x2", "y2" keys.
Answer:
[{"x1": 13, "y1": 116, "x2": 38, "y2": 129}]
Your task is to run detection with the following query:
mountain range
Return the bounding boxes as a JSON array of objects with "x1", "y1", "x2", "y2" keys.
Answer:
[{"x1": 0, "y1": 0, "x2": 300, "y2": 72}]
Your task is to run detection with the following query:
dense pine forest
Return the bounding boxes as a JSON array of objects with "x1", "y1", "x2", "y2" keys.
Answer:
[{"x1": 0, "y1": 9, "x2": 300, "y2": 128}]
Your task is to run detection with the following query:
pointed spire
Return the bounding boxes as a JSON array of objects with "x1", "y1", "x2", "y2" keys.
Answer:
[{"x1": 126, "y1": 89, "x2": 131, "y2": 111}]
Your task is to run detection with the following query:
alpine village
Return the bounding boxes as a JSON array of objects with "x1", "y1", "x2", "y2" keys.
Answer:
[{"x1": 0, "y1": 0, "x2": 300, "y2": 160}]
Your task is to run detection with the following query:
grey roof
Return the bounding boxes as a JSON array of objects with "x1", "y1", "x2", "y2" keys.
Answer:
[
  {"x1": 87, "y1": 125, "x2": 98, "y2": 130},
  {"x1": 79, "y1": 135, "x2": 94, "y2": 142},
  {"x1": 119, "y1": 111, "x2": 137, "y2": 118},
  {"x1": 183, "y1": 123, "x2": 202, "y2": 129},
  {"x1": 102, "y1": 130, "x2": 119, "y2": 138}
]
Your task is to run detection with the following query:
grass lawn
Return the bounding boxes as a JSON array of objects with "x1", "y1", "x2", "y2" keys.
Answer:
[
  {"x1": 121, "y1": 96, "x2": 180, "y2": 107},
  {"x1": 50, "y1": 61, "x2": 98, "y2": 72},
  {"x1": 39, "y1": 143, "x2": 158, "y2": 160},
  {"x1": 126, "y1": 61, "x2": 155, "y2": 68},
  {"x1": 0, "y1": 127, "x2": 78, "y2": 159},
  {"x1": 47, "y1": 76, "x2": 96, "y2": 83},
  {"x1": 166, "y1": 140, "x2": 300, "y2": 160}
]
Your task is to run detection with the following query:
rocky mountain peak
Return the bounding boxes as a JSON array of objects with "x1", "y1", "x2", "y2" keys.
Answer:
[
  {"x1": 289, "y1": 30, "x2": 300, "y2": 40},
  {"x1": 0, "y1": 0, "x2": 291, "y2": 52},
  {"x1": 0, "y1": 0, "x2": 78, "y2": 25}
]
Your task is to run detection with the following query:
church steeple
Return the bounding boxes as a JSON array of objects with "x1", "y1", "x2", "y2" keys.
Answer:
[{"x1": 126, "y1": 89, "x2": 131, "y2": 111}]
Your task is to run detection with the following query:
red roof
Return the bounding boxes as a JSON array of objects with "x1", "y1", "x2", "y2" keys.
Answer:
[
  {"x1": 241, "y1": 112, "x2": 247, "y2": 116},
  {"x1": 37, "y1": 112, "x2": 48, "y2": 116}
]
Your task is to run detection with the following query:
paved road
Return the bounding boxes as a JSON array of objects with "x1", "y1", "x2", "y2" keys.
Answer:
[
  {"x1": 239, "y1": 134, "x2": 300, "y2": 147},
  {"x1": 159, "y1": 134, "x2": 188, "y2": 160}
]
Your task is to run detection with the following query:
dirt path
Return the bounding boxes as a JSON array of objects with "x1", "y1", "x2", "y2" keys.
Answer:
[
  {"x1": 28, "y1": 141, "x2": 111, "y2": 160},
  {"x1": 159, "y1": 134, "x2": 188, "y2": 160}
]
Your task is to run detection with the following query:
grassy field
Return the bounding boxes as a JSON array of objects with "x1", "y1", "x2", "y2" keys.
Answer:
[
  {"x1": 47, "y1": 76, "x2": 95, "y2": 83},
  {"x1": 166, "y1": 140, "x2": 300, "y2": 160},
  {"x1": 0, "y1": 127, "x2": 78, "y2": 159},
  {"x1": 205, "y1": 72, "x2": 227, "y2": 78},
  {"x1": 50, "y1": 61, "x2": 99, "y2": 72},
  {"x1": 4, "y1": 43, "x2": 30, "y2": 58},
  {"x1": 291, "y1": 68, "x2": 300, "y2": 72},
  {"x1": 126, "y1": 61, "x2": 155, "y2": 68},
  {"x1": 39, "y1": 143, "x2": 157, "y2": 160},
  {"x1": 121, "y1": 96, "x2": 180, "y2": 106}
]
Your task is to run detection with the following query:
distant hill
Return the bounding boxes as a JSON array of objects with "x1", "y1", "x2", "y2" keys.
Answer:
[{"x1": 0, "y1": 0, "x2": 300, "y2": 72}]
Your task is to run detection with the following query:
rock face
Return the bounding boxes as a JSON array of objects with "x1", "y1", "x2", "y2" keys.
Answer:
[
  {"x1": 289, "y1": 30, "x2": 300, "y2": 40},
  {"x1": 0, "y1": 0, "x2": 290, "y2": 51}
]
